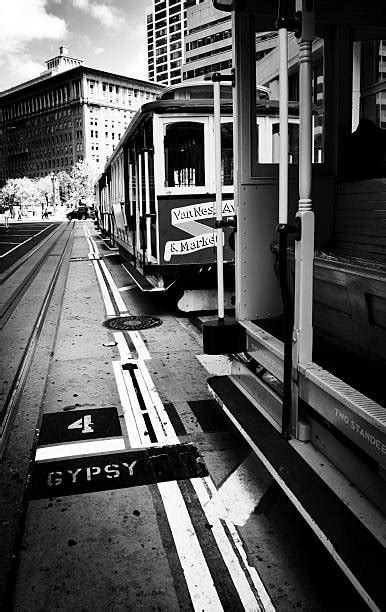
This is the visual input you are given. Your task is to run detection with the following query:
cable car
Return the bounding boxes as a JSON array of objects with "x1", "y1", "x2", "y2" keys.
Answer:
[
  {"x1": 94, "y1": 81, "x2": 302, "y2": 311},
  {"x1": 203, "y1": 1, "x2": 386, "y2": 610}
]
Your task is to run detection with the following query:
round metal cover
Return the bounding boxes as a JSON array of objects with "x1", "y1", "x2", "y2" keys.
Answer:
[{"x1": 103, "y1": 315, "x2": 162, "y2": 331}]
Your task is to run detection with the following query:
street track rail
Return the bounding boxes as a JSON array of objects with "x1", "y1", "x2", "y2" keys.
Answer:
[
  {"x1": 0, "y1": 222, "x2": 74, "y2": 457},
  {"x1": 0, "y1": 222, "x2": 61, "y2": 281},
  {"x1": 0, "y1": 223, "x2": 67, "y2": 327}
]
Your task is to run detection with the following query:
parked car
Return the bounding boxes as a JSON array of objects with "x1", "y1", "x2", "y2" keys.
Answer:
[{"x1": 67, "y1": 206, "x2": 89, "y2": 220}]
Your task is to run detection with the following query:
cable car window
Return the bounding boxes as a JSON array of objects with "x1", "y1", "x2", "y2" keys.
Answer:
[
  {"x1": 221, "y1": 122, "x2": 233, "y2": 185},
  {"x1": 251, "y1": 30, "x2": 324, "y2": 174},
  {"x1": 359, "y1": 40, "x2": 386, "y2": 129},
  {"x1": 164, "y1": 122, "x2": 205, "y2": 187},
  {"x1": 272, "y1": 123, "x2": 299, "y2": 164}
]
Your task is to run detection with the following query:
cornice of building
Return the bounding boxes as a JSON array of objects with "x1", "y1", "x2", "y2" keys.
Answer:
[{"x1": 0, "y1": 65, "x2": 163, "y2": 102}]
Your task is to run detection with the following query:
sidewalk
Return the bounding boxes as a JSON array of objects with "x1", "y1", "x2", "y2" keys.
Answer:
[{"x1": 5, "y1": 207, "x2": 69, "y2": 224}]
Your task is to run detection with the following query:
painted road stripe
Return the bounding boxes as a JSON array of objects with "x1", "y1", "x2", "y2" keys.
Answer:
[
  {"x1": 193, "y1": 477, "x2": 275, "y2": 611},
  {"x1": 129, "y1": 330, "x2": 151, "y2": 360},
  {"x1": 136, "y1": 358, "x2": 179, "y2": 443},
  {"x1": 35, "y1": 437, "x2": 125, "y2": 462},
  {"x1": 87, "y1": 225, "x2": 274, "y2": 611},
  {"x1": 99, "y1": 259, "x2": 128, "y2": 313},
  {"x1": 158, "y1": 479, "x2": 223, "y2": 611},
  {"x1": 113, "y1": 331, "x2": 132, "y2": 361},
  {"x1": 120, "y1": 365, "x2": 153, "y2": 445},
  {"x1": 0, "y1": 224, "x2": 54, "y2": 258},
  {"x1": 92, "y1": 260, "x2": 116, "y2": 317},
  {"x1": 84, "y1": 224, "x2": 99, "y2": 256},
  {"x1": 112, "y1": 360, "x2": 143, "y2": 448}
]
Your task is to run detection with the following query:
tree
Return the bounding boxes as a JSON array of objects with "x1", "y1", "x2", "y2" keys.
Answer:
[
  {"x1": 68, "y1": 160, "x2": 99, "y2": 208},
  {"x1": 34, "y1": 175, "x2": 53, "y2": 209},
  {"x1": 0, "y1": 177, "x2": 39, "y2": 211},
  {"x1": 56, "y1": 170, "x2": 72, "y2": 205},
  {"x1": 0, "y1": 160, "x2": 99, "y2": 213}
]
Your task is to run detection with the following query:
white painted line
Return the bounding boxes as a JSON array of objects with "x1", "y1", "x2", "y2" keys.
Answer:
[
  {"x1": 92, "y1": 260, "x2": 116, "y2": 317},
  {"x1": 35, "y1": 437, "x2": 125, "y2": 462},
  {"x1": 129, "y1": 330, "x2": 151, "y2": 360},
  {"x1": 119, "y1": 363, "x2": 151, "y2": 447},
  {"x1": 196, "y1": 354, "x2": 232, "y2": 376},
  {"x1": 113, "y1": 331, "x2": 132, "y2": 362},
  {"x1": 133, "y1": 367, "x2": 169, "y2": 444},
  {"x1": 0, "y1": 224, "x2": 54, "y2": 258},
  {"x1": 112, "y1": 361, "x2": 142, "y2": 448},
  {"x1": 206, "y1": 453, "x2": 272, "y2": 526},
  {"x1": 84, "y1": 224, "x2": 99, "y2": 257},
  {"x1": 88, "y1": 249, "x2": 274, "y2": 608},
  {"x1": 194, "y1": 477, "x2": 275, "y2": 612},
  {"x1": 99, "y1": 260, "x2": 127, "y2": 313},
  {"x1": 136, "y1": 358, "x2": 179, "y2": 443},
  {"x1": 158, "y1": 480, "x2": 223, "y2": 611}
]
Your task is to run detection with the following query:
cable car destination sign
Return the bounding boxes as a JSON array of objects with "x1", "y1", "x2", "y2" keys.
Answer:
[{"x1": 161, "y1": 198, "x2": 235, "y2": 263}]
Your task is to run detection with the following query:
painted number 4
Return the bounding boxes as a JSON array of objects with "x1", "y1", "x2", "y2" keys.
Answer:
[{"x1": 68, "y1": 414, "x2": 94, "y2": 434}]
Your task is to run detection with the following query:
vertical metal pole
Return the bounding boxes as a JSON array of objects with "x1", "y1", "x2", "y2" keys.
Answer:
[
  {"x1": 136, "y1": 154, "x2": 142, "y2": 256},
  {"x1": 144, "y1": 150, "x2": 151, "y2": 260},
  {"x1": 277, "y1": 25, "x2": 293, "y2": 440},
  {"x1": 213, "y1": 77, "x2": 225, "y2": 321},
  {"x1": 129, "y1": 163, "x2": 133, "y2": 217},
  {"x1": 279, "y1": 27, "x2": 289, "y2": 225},
  {"x1": 294, "y1": 1, "x2": 315, "y2": 367}
]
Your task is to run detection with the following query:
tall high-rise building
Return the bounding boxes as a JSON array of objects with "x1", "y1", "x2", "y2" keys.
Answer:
[
  {"x1": 0, "y1": 47, "x2": 163, "y2": 185},
  {"x1": 146, "y1": 0, "x2": 201, "y2": 86}
]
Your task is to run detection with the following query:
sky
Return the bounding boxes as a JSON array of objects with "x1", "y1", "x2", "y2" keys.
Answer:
[{"x1": 0, "y1": 0, "x2": 150, "y2": 92}]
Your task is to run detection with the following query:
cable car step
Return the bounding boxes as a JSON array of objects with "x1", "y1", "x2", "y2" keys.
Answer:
[
  {"x1": 207, "y1": 374, "x2": 386, "y2": 612},
  {"x1": 122, "y1": 262, "x2": 165, "y2": 292}
]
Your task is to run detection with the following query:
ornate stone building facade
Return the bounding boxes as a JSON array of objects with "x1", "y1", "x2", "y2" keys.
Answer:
[{"x1": 0, "y1": 47, "x2": 163, "y2": 185}]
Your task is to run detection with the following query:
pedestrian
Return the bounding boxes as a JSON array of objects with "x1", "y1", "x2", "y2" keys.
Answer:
[
  {"x1": 18, "y1": 207, "x2": 22, "y2": 221},
  {"x1": 4, "y1": 206, "x2": 10, "y2": 229}
]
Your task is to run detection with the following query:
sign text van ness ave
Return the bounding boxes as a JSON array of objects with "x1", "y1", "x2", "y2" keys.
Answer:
[{"x1": 171, "y1": 200, "x2": 234, "y2": 224}]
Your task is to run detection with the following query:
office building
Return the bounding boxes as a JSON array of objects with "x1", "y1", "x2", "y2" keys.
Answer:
[
  {"x1": 0, "y1": 46, "x2": 163, "y2": 185},
  {"x1": 182, "y1": 1, "x2": 232, "y2": 81},
  {"x1": 147, "y1": 0, "x2": 201, "y2": 86}
]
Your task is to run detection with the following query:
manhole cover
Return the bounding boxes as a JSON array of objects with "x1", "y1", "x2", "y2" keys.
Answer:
[{"x1": 103, "y1": 315, "x2": 162, "y2": 331}]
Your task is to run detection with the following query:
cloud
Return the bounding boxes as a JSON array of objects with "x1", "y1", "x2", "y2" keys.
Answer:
[
  {"x1": 0, "y1": 0, "x2": 67, "y2": 90},
  {"x1": 70, "y1": 0, "x2": 125, "y2": 30},
  {"x1": 0, "y1": 0, "x2": 66, "y2": 53},
  {"x1": 94, "y1": 46, "x2": 104, "y2": 55}
]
